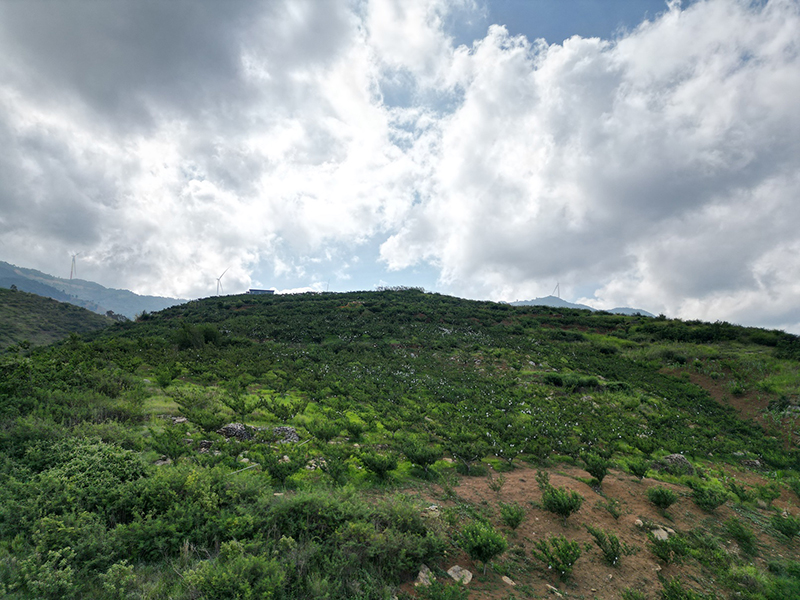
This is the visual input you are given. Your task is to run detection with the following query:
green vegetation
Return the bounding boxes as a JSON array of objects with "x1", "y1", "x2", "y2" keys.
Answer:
[
  {"x1": 648, "y1": 486, "x2": 680, "y2": 512},
  {"x1": 1, "y1": 288, "x2": 800, "y2": 597}
]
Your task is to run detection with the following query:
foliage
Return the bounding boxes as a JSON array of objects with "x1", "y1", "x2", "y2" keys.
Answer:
[
  {"x1": 359, "y1": 451, "x2": 399, "y2": 481},
  {"x1": 724, "y1": 517, "x2": 758, "y2": 555},
  {"x1": 650, "y1": 533, "x2": 689, "y2": 564},
  {"x1": 660, "y1": 576, "x2": 717, "y2": 599},
  {"x1": 459, "y1": 521, "x2": 508, "y2": 574},
  {"x1": 537, "y1": 471, "x2": 584, "y2": 524},
  {"x1": 401, "y1": 435, "x2": 442, "y2": 476},
  {"x1": 499, "y1": 502, "x2": 526, "y2": 530},
  {"x1": 585, "y1": 524, "x2": 636, "y2": 566},
  {"x1": 583, "y1": 451, "x2": 610, "y2": 485},
  {"x1": 530, "y1": 535, "x2": 582, "y2": 581},
  {"x1": 692, "y1": 485, "x2": 729, "y2": 512},
  {"x1": 771, "y1": 513, "x2": 800, "y2": 540},
  {"x1": 417, "y1": 580, "x2": 470, "y2": 600},
  {"x1": 648, "y1": 486, "x2": 680, "y2": 511},
  {"x1": 628, "y1": 457, "x2": 651, "y2": 479}
]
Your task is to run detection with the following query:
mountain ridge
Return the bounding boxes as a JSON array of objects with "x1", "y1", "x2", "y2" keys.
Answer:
[{"x1": 511, "y1": 295, "x2": 655, "y2": 317}]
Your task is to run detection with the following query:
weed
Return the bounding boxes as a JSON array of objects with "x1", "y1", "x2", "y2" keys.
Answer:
[
  {"x1": 598, "y1": 497, "x2": 624, "y2": 520},
  {"x1": 487, "y1": 471, "x2": 507, "y2": 494},
  {"x1": 531, "y1": 535, "x2": 582, "y2": 581}
]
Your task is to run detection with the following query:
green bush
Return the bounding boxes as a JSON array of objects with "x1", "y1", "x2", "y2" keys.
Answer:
[
  {"x1": 724, "y1": 517, "x2": 758, "y2": 555},
  {"x1": 359, "y1": 451, "x2": 399, "y2": 481},
  {"x1": 401, "y1": 436, "x2": 442, "y2": 476},
  {"x1": 583, "y1": 451, "x2": 610, "y2": 485},
  {"x1": 772, "y1": 513, "x2": 800, "y2": 540},
  {"x1": 649, "y1": 534, "x2": 689, "y2": 565},
  {"x1": 418, "y1": 580, "x2": 470, "y2": 600},
  {"x1": 460, "y1": 521, "x2": 508, "y2": 574},
  {"x1": 585, "y1": 524, "x2": 636, "y2": 566},
  {"x1": 499, "y1": 502, "x2": 526, "y2": 530},
  {"x1": 659, "y1": 576, "x2": 715, "y2": 599},
  {"x1": 628, "y1": 458, "x2": 651, "y2": 479},
  {"x1": 531, "y1": 534, "x2": 582, "y2": 581},
  {"x1": 537, "y1": 471, "x2": 584, "y2": 525},
  {"x1": 648, "y1": 486, "x2": 679, "y2": 511},
  {"x1": 692, "y1": 485, "x2": 728, "y2": 512}
]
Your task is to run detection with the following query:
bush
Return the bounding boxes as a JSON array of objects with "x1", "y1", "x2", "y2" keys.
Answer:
[
  {"x1": 531, "y1": 535, "x2": 582, "y2": 581},
  {"x1": 585, "y1": 524, "x2": 636, "y2": 566},
  {"x1": 583, "y1": 452, "x2": 610, "y2": 485},
  {"x1": 659, "y1": 576, "x2": 715, "y2": 599},
  {"x1": 772, "y1": 513, "x2": 800, "y2": 540},
  {"x1": 460, "y1": 521, "x2": 508, "y2": 574},
  {"x1": 418, "y1": 580, "x2": 470, "y2": 600},
  {"x1": 628, "y1": 458, "x2": 650, "y2": 479},
  {"x1": 648, "y1": 486, "x2": 679, "y2": 511},
  {"x1": 401, "y1": 437, "x2": 442, "y2": 476},
  {"x1": 537, "y1": 471, "x2": 584, "y2": 525},
  {"x1": 649, "y1": 533, "x2": 689, "y2": 565},
  {"x1": 724, "y1": 517, "x2": 758, "y2": 555},
  {"x1": 499, "y1": 502, "x2": 526, "y2": 530},
  {"x1": 359, "y1": 451, "x2": 398, "y2": 481},
  {"x1": 692, "y1": 485, "x2": 728, "y2": 512}
]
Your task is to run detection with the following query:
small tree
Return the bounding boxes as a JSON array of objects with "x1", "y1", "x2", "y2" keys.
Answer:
[
  {"x1": 537, "y1": 471, "x2": 584, "y2": 525},
  {"x1": 359, "y1": 451, "x2": 398, "y2": 481},
  {"x1": 647, "y1": 486, "x2": 679, "y2": 514},
  {"x1": 583, "y1": 452, "x2": 610, "y2": 486},
  {"x1": 460, "y1": 522, "x2": 508, "y2": 574},
  {"x1": 531, "y1": 535, "x2": 582, "y2": 581},
  {"x1": 628, "y1": 458, "x2": 650, "y2": 480},
  {"x1": 585, "y1": 524, "x2": 636, "y2": 566}
]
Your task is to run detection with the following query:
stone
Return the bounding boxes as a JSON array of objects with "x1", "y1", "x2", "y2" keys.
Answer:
[
  {"x1": 651, "y1": 528, "x2": 669, "y2": 541},
  {"x1": 634, "y1": 519, "x2": 644, "y2": 528},
  {"x1": 757, "y1": 499, "x2": 768, "y2": 509},
  {"x1": 651, "y1": 453, "x2": 695, "y2": 476},
  {"x1": 741, "y1": 459, "x2": 764, "y2": 470},
  {"x1": 501, "y1": 576, "x2": 516, "y2": 586},
  {"x1": 447, "y1": 565, "x2": 472, "y2": 585},
  {"x1": 546, "y1": 584, "x2": 564, "y2": 597},
  {"x1": 217, "y1": 423, "x2": 253, "y2": 441},
  {"x1": 273, "y1": 426, "x2": 300, "y2": 443},
  {"x1": 172, "y1": 416, "x2": 188, "y2": 424},
  {"x1": 664, "y1": 527, "x2": 676, "y2": 536},
  {"x1": 415, "y1": 564, "x2": 434, "y2": 587}
]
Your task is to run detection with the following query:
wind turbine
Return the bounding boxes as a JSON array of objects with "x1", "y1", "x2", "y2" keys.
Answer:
[
  {"x1": 69, "y1": 253, "x2": 80, "y2": 280},
  {"x1": 216, "y1": 268, "x2": 229, "y2": 296}
]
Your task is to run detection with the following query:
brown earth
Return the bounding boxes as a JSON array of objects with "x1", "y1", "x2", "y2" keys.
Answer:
[{"x1": 399, "y1": 462, "x2": 798, "y2": 600}]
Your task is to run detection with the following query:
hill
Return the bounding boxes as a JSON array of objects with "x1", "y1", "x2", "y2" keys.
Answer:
[
  {"x1": 0, "y1": 260, "x2": 186, "y2": 319},
  {"x1": 512, "y1": 295, "x2": 655, "y2": 317},
  {"x1": 1, "y1": 289, "x2": 799, "y2": 599},
  {"x1": 0, "y1": 287, "x2": 114, "y2": 350}
]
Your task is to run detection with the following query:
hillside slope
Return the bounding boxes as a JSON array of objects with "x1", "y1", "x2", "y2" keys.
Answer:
[
  {"x1": 1, "y1": 289, "x2": 799, "y2": 599},
  {"x1": 0, "y1": 287, "x2": 113, "y2": 350},
  {"x1": 0, "y1": 260, "x2": 186, "y2": 319}
]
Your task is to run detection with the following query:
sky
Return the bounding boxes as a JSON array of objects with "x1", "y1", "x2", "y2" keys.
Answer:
[{"x1": 1, "y1": 0, "x2": 799, "y2": 332}]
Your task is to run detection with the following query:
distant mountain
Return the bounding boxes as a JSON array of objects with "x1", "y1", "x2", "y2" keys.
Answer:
[
  {"x1": 0, "y1": 287, "x2": 113, "y2": 350},
  {"x1": 510, "y1": 295, "x2": 654, "y2": 317},
  {"x1": 0, "y1": 260, "x2": 186, "y2": 319}
]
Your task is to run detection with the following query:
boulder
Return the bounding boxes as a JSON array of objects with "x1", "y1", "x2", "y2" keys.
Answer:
[
  {"x1": 447, "y1": 565, "x2": 472, "y2": 585},
  {"x1": 415, "y1": 564, "x2": 434, "y2": 587},
  {"x1": 651, "y1": 453, "x2": 694, "y2": 476},
  {"x1": 274, "y1": 426, "x2": 300, "y2": 443},
  {"x1": 217, "y1": 423, "x2": 253, "y2": 441}
]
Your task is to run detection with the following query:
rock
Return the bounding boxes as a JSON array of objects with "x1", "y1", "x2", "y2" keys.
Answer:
[
  {"x1": 741, "y1": 459, "x2": 764, "y2": 470},
  {"x1": 651, "y1": 453, "x2": 695, "y2": 476},
  {"x1": 154, "y1": 456, "x2": 172, "y2": 466},
  {"x1": 415, "y1": 564, "x2": 434, "y2": 587},
  {"x1": 217, "y1": 423, "x2": 253, "y2": 441},
  {"x1": 279, "y1": 455, "x2": 291, "y2": 463},
  {"x1": 447, "y1": 565, "x2": 472, "y2": 585},
  {"x1": 273, "y1": 426, "x2": 300, "y2": 443},
  {"x1": 757, "y1": 499, "x2": 768, "y2": 509},
  {"x1": 651, "y1": 528, "x2": 669, "y2": 541},
  {"x1": 634, "y1": 519, "x2": 644, "y2": 528},
  {"x1": 546, "y1": 583, "x2": 564, "y2": 597},
  {"x1": 172, "y1": 416, "x2": 188, "y2": 424},
  {"x1": 198, "y1": 440, "x2": 213, "y2": 450},
  {"x1": 664, "y1": 527, "x2": 676, "y2": 536},
  {"x1": 422, "y1": 505, "x2": 440, "y2": 519},
  {"x1": 501, "y1": 576, "x2": 516, "y2": 586}
]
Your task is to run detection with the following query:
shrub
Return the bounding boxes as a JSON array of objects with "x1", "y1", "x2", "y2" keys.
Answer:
[
  {"x1": 459, "y1": 521, "x2": 508, "y2": 574},
  {"x1": 583, "y1": 451, "x2": 610, "y2": 485},
  {"x1": 772, "y1": 513, "x2": 800, "y2": 540},
  {"x1": 727, "y1": 481, "x2": 754, "y2": 503},
  {"x1": 499, "y1": 502, "x2": 526, "y2": 530},
  {"x1": 649, "y1": 534, "x2": 689, "y2": 565},
  {"x1": 359, "y1": 451, "x2": 398, "y2": 481},
  {"x1": 628, "y1": 458, "x2": 650, "y2": 479},
  {"x1": 659, "y1": 576, "x2": 715, "y2": 600},
  {"x1": 531, "y1": 535, "x2": 582, "y2": 581},
  {"x1": 537, "y1": 471, "x2": 584, "y2": 525},
  {"x1": 648, "y1": 486, "x2": 679, "y2": 512},
  {"x1": 724, "y1": 517, "x2": 758, "y2": 555},
  {"x1": 585, "y1": 524, "x2": 636, "y2": 567},
  {"x1": 306, "y1": 418, "x2": 341, "y2": 443},
  {"x1": 692, "y1": 485, "x2": 728, "y2": 512},
  {"x1": 401, "y1": 437, "x2": 442, "y2": 476},
  {"x1": 418, "y1": 581, "x2": 470, "y2": 600}
]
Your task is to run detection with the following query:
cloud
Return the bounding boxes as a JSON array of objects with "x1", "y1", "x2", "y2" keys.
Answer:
[
  {"x1": 380, "y1": 0, "x2": 800, "y2": 329},
  {"x1": 0, "y1": 0, "x2": 799, "y2": 331}
]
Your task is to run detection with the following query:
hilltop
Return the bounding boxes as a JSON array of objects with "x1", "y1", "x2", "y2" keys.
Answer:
[
  {"x1": 0, "y1": 287, "x2": 113, "y2": 350},
  {"x1": 0, "y1": 260, "x2": 186, "y2": 319},
  {"x1": 511, "y1": 295, "x2": 655, "y2": 317},
  {"x1": 0, "y1": 289, "x2": 799, "y2": 599}
]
